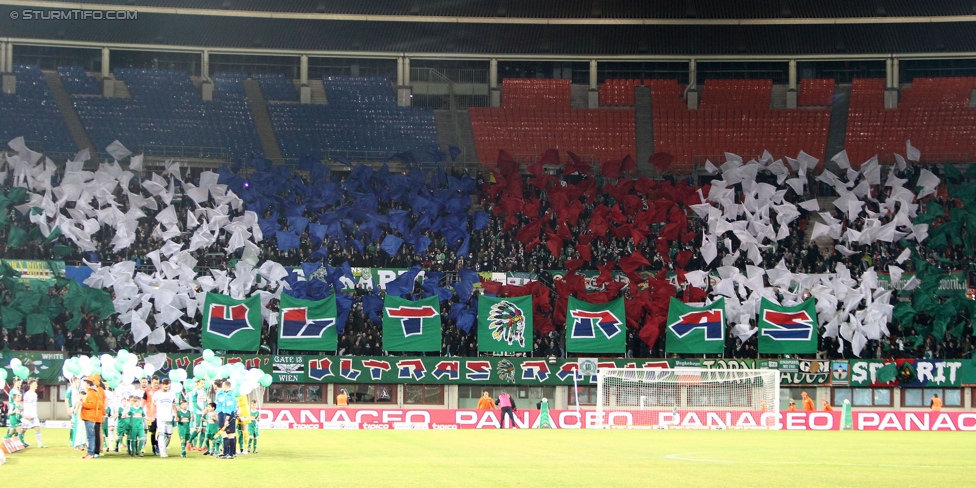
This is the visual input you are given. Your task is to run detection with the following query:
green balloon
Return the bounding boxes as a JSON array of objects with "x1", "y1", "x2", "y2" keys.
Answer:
[
  {"x1": 202, "y1": 349, "x2": 215, "y2": 361},
  {"x1": 15, "y1": 365, "x2": 30, "y2": 380},
  {"x1": 258, "y1": 373, "x2": 273, "y2": 388},
  {"x1": 207, "y1": 356, "x2": 222, "y2": 367},
  {"x1": 66, "y1": 359, "x2": 82, "y2": 376},
  {"x1": 0, "y1": 368, "x2": 7, "y2": 381}
]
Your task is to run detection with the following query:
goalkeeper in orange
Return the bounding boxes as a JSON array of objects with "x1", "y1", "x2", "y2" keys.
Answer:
[{"x1": 476, "y1": 390, "x2": 497, "y2": 410}]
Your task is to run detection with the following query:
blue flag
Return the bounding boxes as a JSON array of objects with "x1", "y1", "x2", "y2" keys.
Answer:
[{"x1": 380, "y1": 234, "x2": 404, "y2": 257}]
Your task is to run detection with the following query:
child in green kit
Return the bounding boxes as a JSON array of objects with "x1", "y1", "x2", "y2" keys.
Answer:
[
  {"x1": 127, "y1": 395, "x2": 147, "y2": 457},
  {"x1": 115, "y1": 396, "x2": 130, "y2": 454},
  {"x1": 176, "y1": 400, "x2": 192, "y2": 457},
  {"x1": 204, "y1": 403, "x2": 219, "y2": 456},
  {"x1": 4, "y1": 392, "x2": 22, "y2": 442},
  {"x1": 247, "y1": 400, "x2": 260, "y2": 454}
]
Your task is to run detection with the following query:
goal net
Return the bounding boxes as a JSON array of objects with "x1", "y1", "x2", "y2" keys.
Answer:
[{"x1": 595, "y1": 368, "x2": 780, "y2": 429}]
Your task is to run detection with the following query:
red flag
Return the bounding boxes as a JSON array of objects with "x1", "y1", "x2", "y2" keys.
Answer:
[
  {"x1": 639, "y1": 316, "x2": 665, "y2": 348},
  {"x1": 576, "y1": 244, "x2": 592, "y2": 262},
  {"x1": 596, "y1": 261, "x2": 616, "y2": 287},
  {"x1": 601, "y1": 158, "x2": 622, "y2": 179},
  {"x1": 565, "y1": 259, "x2": 585, "y2": 274},
  {"x1": 619, "y1": 250, "x2": 651, "y2": 274},
  {"x1": 515, "y1": 219, "x2": 543, "y2": 244},
  {"x1": 538, "y1": 148, "x2": 560, "y2": 166},
  {"x1": 655, "y1": 238, "x2": 671, "y2": 263},
  {"x1": 497, "y1": 150, "x2": 518, "y2": 176},
  {"x1": 675, "y1": 250, "x2": 693, "y2": 268},
  {"x1": 545, "y1": 234, "x2": 563, "y2": 257},
  {"x1": 536, "y1": 316, "x2": 555, "y2": 335},
  {"x1": 684, "y1": 285, "x2": 707, "y2": 303},
  {"x1": 480, "y1": 280, "x2": 503, "y2": 295},
  {"x1": 620, "y1": 154, "x2": 637, "y2": 173},
  {"x1": 648, "y1": 152, "x2": 674, "y2": 173}
]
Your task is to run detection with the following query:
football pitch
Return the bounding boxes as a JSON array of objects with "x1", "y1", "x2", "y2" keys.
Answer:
[{"x1": 3, "y1": 428, "x2": 975, "y2": 487}]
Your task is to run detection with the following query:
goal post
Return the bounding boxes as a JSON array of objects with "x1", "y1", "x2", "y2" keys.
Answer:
[{"x1": 595, "y1": 368, "x2": 780, "y2": 430}]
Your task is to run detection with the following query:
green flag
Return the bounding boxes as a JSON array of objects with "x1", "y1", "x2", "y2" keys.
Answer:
[
  {"x1": 201, "y1": 293, "x2": 262, "y2": 352},
  {"x1": 565, "y1": 296, "x2": 626, "y2": 353},
  {"x1": 477, "y1": 295, "x2": 533, "y2": 353},
  {"x1": 757, "y1": 298, "x2": 818, "y2": 355},
  {"x1": 665, "y1": 297, "x2": 726, "y2": 354},
  {"x1": 7, "y1": 226, "x2": 27, "y2": 249},
  {"x1": 382, "y1": 295, "x2": 441, "y2": 352},
  {"x1": 26, "y1": 313, "x2": 53, "y2": 336},
  {"x1": 277, "y1": 294, "x2": 338, "y2": 352},
  {"x1": 1, "y1": 306, "x2": 24, "y2": 329}
]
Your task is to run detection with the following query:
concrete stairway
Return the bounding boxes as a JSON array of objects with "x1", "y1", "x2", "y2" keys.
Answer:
[
  {"x1": 113, "y1": 79, "x2": 131, "y2": 98},
  {"x1": 433, "y1": 109, "x2": 478, "y2": 164},
  {"x1": 42, "y1": 70, "x2": 96, "y2": 154},
  {"x1": 634, "y1": 86, "x2": 655, "y2": 176},
  {"x1": 824, "y1": 83, "x2": 851, "y2": 169},
  {"x1": 570, "y1": 84, "x2": 588, "y2": 108},
  {"x1": 770, "y1": 84, "x2": 789, "y2": 109},
  {"x1": 243, "y1": 79, "x2": 285, "y2": 162},
  {"x1": 292, "y1": 79, "x2": 328, "y2": 104}
]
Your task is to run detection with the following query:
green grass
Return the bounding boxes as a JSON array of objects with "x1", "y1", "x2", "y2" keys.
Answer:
[{"x1": 3, "y1": 428, "x2": 976, "y2": 487}]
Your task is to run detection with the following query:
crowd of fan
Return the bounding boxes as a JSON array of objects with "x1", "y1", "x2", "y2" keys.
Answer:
[{"x1": 0, "y1": 155, "x2": 973, "y2": 362}]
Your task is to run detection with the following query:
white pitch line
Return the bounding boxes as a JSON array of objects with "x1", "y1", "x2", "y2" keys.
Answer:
[{"x1": 664, "y1": 452, "x2": 976, "y2": 469}]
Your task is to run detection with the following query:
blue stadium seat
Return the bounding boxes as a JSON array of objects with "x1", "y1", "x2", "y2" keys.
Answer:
[
  {"x1": 0, "y1": 64, "x2": 76, "y2": 154},
  {"x1": 268, "y1": 75, "x2": 440, "y2": 161},
  {"x1": 250, "y1": 72, "x2": 299, "y2": 101},
  {"x1": 72, "y1": 68, "x2": 263, "y2": 160},
  {"x1": 57, "y1": 65, "x2": 100, "y2": 95}
]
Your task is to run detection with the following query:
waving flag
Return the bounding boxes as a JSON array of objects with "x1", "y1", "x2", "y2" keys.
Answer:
[
  {"x1": 478, "y1": 295, "x2": 532, "y2": 353},
  {"x1": 565, "y1": 296, "x2": 626, "y2": 353},
  {"x1": 201, "y1": 293, "x2": 262, "y2": 352},
  {"x1": 382, "y1": 295, "x2": 441, "y2": 352},
  {"x1": 666, "y1": 297, "x2": 725, "y2": 354},
  {"x1": 278, "y1": 294, "x2": 338, "y2": 351},
  {"x1": 758, "y1": 297, "x2": 818, "y2": 354}
]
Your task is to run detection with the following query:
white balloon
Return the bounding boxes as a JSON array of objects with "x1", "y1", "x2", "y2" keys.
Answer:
[
  {"x1": 247, "y1": 368, "x2": 263, "y2": 381},
  {"x1": 144, "y1": 364, "x2": 156, "y2": 377},
  {"x1": 10, "y1": 358, "x2": 23, "y2": 368},
  {"x1": 171, "y1": 383, "x2": 184, "y2": 394},
  {"x1": 126, "y1": 355, "x2": 138, "y2": 368},
  {"x1": 240, "y1": 384, "x2": 254, "y2": 396}
]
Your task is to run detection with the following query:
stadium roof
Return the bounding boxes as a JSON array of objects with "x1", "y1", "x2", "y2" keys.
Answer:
[
  {"x1": 5, "y1": 0, "x2": 976, "y2": 21},
  {"x1": 1, "y1": 2, "x2": 975, "y2": 58}
]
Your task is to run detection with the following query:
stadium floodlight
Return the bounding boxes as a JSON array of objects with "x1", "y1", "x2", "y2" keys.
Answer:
[{"x1": 595, "y1": 368, "x2": 780, "y2": 430}]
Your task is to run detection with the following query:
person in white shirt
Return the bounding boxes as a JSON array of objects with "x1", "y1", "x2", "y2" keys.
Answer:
[
  {"x1": 152, "y1": 379, "x2": 178, "y2": 457},
  {"x1": 21, "y1": 379, "x2": 47, "y2": 448}
]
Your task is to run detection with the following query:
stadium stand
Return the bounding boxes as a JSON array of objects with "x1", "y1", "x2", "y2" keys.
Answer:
[
  {"x1": 845, "y1": 76, "x2": 976, "y2": 166},
  {"x1": 71, "y1": 68, "x2": 263, "y2": 159},
  {"x1": 599, "y1": 79, "x2": 643, "y2": 107},
  {"x1": 56, "y1": 65, "x2": 101, "y2": 96},
  {"x1": 470, "y1": 78, "x2": 635, "y2": 165},
  {"x1": 798, "y1": 78, "x2": 836, "y2": 107},
  {"x1": 0, "y1": 65, "x2": 77, "y2": 154},
  {"x1": 211, "y1": 72, "x2": 250, "y2": 100},
  {"x1": 268, "y1": 76, "x2": 440, "y2": 161},
  {"x1": 251, "y1": 72, "x2": 300, "y2": 102},
  {"x1": 652, "y1": 79, "x2": 831, "y2": 171}
]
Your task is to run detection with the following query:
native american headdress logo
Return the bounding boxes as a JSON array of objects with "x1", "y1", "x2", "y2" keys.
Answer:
[
  {"x1": 487, "y1": 300, "x2": 527, "y2": 348},
  {"x1": 496, "y1": 359, "x2": 517, "y2": 383}
]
